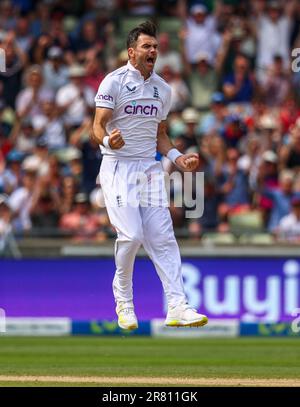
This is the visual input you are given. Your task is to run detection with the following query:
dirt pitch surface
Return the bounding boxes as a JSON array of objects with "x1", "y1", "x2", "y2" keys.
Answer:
[{"x1": 0, "y1": 375, "x2": 300, "y2": 387}]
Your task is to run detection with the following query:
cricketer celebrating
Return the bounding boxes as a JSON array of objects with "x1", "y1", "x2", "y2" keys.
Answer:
[{"x1": 92, "y1": 21, "x2": 208, "y2": 330}]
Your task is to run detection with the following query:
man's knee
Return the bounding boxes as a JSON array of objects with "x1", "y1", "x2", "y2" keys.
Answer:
[{"x1": 124, "y1": 230, "x2": 144, "y2": 246}]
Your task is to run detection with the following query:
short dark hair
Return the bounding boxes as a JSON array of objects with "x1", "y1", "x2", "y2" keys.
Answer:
[{"x1": 126, "y1": 21, "x2": 157, "y2": 49}]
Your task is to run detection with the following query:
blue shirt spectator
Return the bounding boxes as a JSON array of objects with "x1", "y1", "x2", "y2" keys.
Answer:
[
  {"x1": 222, "y1": 54, "x2": 254, "y2": 103},
  {"x1": 262, "y1": 170, "x2": 300, "y2": 231}
]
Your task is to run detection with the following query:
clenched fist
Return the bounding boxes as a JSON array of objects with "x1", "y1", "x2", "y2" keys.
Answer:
[
  {"x1": 108, "y1": 129, "x2": 125, "y2": 149},
  {"x1": 175, "y1": 153, "x2": 199, "y2": 172}
]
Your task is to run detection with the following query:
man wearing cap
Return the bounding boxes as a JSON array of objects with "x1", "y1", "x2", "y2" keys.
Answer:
[
  {"x1": 187, "y1": 51, "x2": 218, "y2": 110},
  {"x1": 43, "y1": 46, "x2": 69, "y2": 92},
  {"x1": 179, "y1": 107, "x2": 200, "y2": 149},
  {"x1": 1, "y1": 150, "x2": 24, "y2": 195},
  {"x1": 198, "y1": 92, "x2": 227, "y2": 136},
  {"x1": 181, "y1": 3, "x2": 221, "y2": 66}
]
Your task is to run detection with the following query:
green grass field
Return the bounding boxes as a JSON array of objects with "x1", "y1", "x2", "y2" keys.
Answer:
[{"x1": 0, "y1": 337, "x2": 299, "y2": 386}]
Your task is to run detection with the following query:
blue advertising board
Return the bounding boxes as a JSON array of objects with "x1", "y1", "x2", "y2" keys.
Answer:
[{"x1": 1, "y1": 258, "x2": 299, "y2": 322}]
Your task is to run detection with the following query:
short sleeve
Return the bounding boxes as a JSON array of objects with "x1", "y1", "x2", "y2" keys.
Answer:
[
  {"x1": 94, "y1": 75, "x2": 119, "y2": 109},
  {"x1": 161, "y1": 86, "x2": 172, "y2": 121}
]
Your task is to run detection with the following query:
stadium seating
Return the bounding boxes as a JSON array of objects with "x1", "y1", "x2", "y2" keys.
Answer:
[{"x1": 228, "y1": 210, "x2": 264, "y2": 234}]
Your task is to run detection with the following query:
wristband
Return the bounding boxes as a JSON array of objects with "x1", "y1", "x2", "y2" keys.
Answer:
[
  {"x1": 167, "y1": 148, "x2": 182, "y2": 163},
  {"x1": 102, "y1": 136, "x2": 111, "y2": 149}
]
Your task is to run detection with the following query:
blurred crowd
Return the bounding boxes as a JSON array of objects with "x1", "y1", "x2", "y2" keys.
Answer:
[{"x1": 1, "y1": 0, "x2": 300, "y2": 243}]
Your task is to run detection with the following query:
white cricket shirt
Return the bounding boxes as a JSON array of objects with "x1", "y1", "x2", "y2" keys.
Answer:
[{"x1": 94, "y1": 61, "x2": 172, "y2": 158}]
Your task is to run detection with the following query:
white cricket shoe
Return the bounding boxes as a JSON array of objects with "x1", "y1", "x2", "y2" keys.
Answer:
[
  {"x1": 116, "y1": 301, "x2": 138, "y2": 330},
  {"x1": 165, "y1": 303, "x2": 208, "y2": 327}
]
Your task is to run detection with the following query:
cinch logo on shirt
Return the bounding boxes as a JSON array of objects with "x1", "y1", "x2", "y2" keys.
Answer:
[
  {"x1": 124, "y1": 102, "x2": 158, "y2": 116},
  {"x1": 96, "y1": 94, "x2": 113, "y2": 102}
]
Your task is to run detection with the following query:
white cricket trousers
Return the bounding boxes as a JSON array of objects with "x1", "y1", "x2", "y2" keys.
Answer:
[{"x1": 99, "y1": 156, "x2": 187, "y2": 308}]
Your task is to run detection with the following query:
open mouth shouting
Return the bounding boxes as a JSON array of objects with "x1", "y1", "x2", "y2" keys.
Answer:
[{"x1": 146, "y1": 56, "x2": 156, "y2": 68}]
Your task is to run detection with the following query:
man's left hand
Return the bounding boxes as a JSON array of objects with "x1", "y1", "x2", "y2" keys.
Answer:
[{"x1": 175, "y1": 153, "x2": 199, "y2": 172}]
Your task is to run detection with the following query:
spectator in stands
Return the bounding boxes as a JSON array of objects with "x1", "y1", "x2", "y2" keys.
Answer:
[
  {"x1": 29, "y1": 175, "x2": 60, "y2": 233},
  {"x1": 30, "y1": 2, "x2": 51, "y2": 38},
  {"x1": 261, "y1": 55, "x2": 291, "y2": 107},
  {"x1": 198, "y1": 92, "x2": 228, "y2": 137},
  {"x1": 222, "y1": 113, "x2": 248, "y2": 148},
  {"x1": 0, "y1": 193, "x2": 12, "y2": 248},
  {"x1": 222, "y1": 53, "x2": 255, "y2": 104},
  {"x1": 14, "y1": 14, "x2": 33, "y2": 53},
  {"x1": 181, "y1": 3, "x2": 221, "y2": 66},
  {"x1": 32, "y1": 17, "x2": 71, "y2": 65},
  {"x1": 188, "y1": 178, "x2": 220, "y2": 238},
  {"x1": 31, "y1": 95, "x2": 66, "y2": 150},
  {"x1": 32, "y1": 137, "x2": 51, "y2": 176},
  {"x1": 204, "y1": 134, "x2": 227, "y2": 178},
  {"x1": 8, "y1": 155, "x2": 40, "y2": 232},
  {"x1": 217, "y1": 147, "x2": 250, "y2": 227},
  {"x1": 42, "y1": 46, "x2": 69, "y2": 93},
  {"x1": 0, "y1": 0, "x2": 16, "y2": 31},
  {"x1": 279, "y1": 118, "x2": 300, "y2": 171},
  {"x1": 255, "y1": 0, "x2": 295, "y2": 82},
  {"x1": 72, "y1": 19, "x2": 104, "y2": 59},
  {"x1": 188, "y1": 150, "x2": 220, "y2": 238},
  {"x1": 178, "y1": 107, "x2": 200, "y2": 149},
  {"x1": 277, "y1": 195, "x2": 300, "y2": 242},
  {"x1": 187, "y1": 51, "x2": 218, "y2": 111},
  {"x1": 56, "y1": 64, "x2": 94, "y2": 130},
  {"x1": 0, "y1": 31, "x2": 26, "y2": 109},
  {"x1": 30, "y1": 192, "x2": 60, "y2": 233},
  {"x1": 84, "y1": 50, "x2": 105, "y2": 93},
  {"x1": 62, "y1": 147, "x2": 83, "y2": 187},
  {"x1": 60, "y1": 192, "x2": 107, "y2": 241},
  {"x1": 279, "y1": 97, "x2": 300, "y2": 135},
  {"x1": 10, "y1": 118, "x2": 36, "y2": 154},
  {"x1": 257, "y1": 113, "x2": 281, "y2": 152},
  {"x1": 238, "y1": 134, "x2": 262, "y2": 188},
  {"x1": 59, "y1": 175, "x2": 78, "y2": 216},
  {"x1": 261, "y1": 169, "x2": 296, "y2": 231},
  {"x1": 69, "y1": 116, "x2": 102, "y2": 194},
  {"x1": 0, "y1": 150, "x2": 24, "y2": 195},
  {"x1": 0, "y1": 100, "x2": 13, "y2": 149},
  {"x1": 160, "y1": 65, "x2": 190, "y2": 112},
  {"x1": 255, "y1": 150, "x2": 279, "y2": 226},
  {"x1": 16, "y1": 65, "x2": 54, "y2": 120},
  {"x1": 216, "y1": 18, "x2": 256, "y2": 77},
  {"x1": 155, "y1": 32, "x2": 183, "y2": 75}
]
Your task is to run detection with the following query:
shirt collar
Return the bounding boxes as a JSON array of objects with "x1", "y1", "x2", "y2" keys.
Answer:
[{"x1": 127, "y1": 61, "x2": 154, "y2": 82}]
